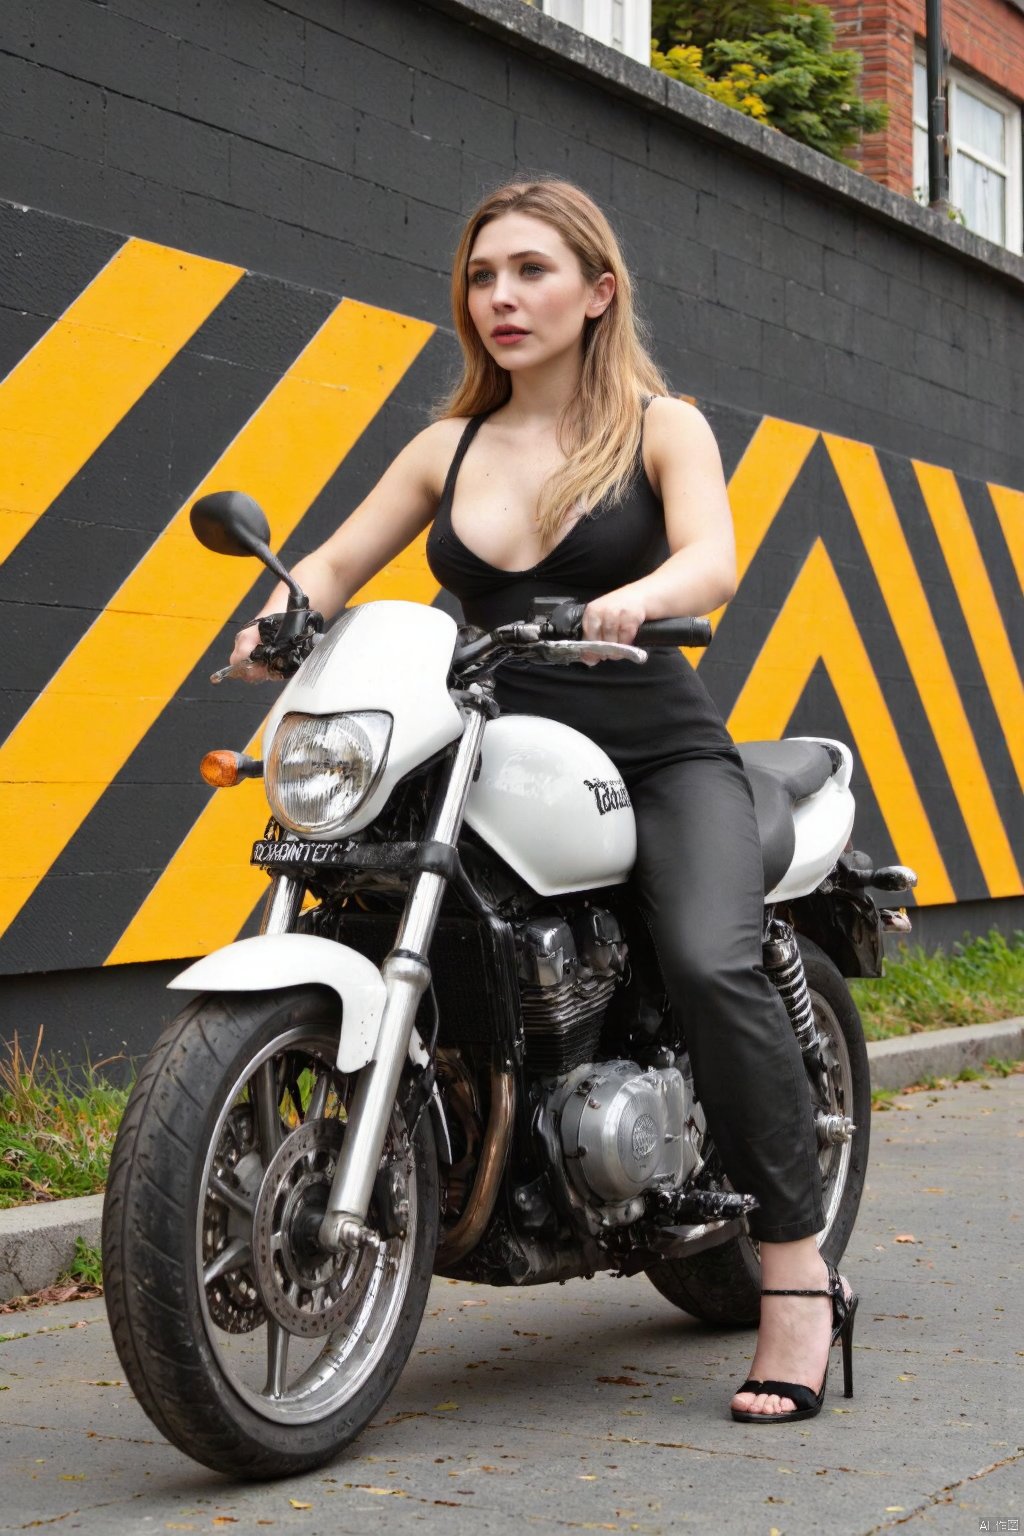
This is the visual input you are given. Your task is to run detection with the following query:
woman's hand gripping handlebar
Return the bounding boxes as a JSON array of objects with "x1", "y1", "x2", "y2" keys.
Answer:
[
  {"x1": 450, "y1": 598, "x2": 712, "y2": 679},
  {"x1": 211, "y1": 607, "x2": 324, "y2": 684},
  {"x1": 541, "y1": 598, "x2": 713, "y2": 649}
]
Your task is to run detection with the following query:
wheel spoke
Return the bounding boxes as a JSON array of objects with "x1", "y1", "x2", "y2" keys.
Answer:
[
  {"x1": 264, "y1": 1321, "x2": 290, "y2": 1399},
  {"x1": 255, "y1": 1060, "x2": 284, "y2": 1163},
  {"x1": 204, "y1": 1236, "x2": 250, "y2": 1286},
  {"x1": 208, "y1": 1174, "x2": 254, "y2": 1220}
]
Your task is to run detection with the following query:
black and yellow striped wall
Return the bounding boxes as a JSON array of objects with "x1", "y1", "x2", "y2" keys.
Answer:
[
  {"x1": 2, "y1": 0, "x2": 1024, "y2": 1061},
  {"x1": 2, "y1": 205, "x2": 1020, "y2": 995}
]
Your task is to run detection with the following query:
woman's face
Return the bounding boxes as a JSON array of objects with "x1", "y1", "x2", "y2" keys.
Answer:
[{"x1": 465, "y1": 211, "x2": 614, "y2": 372}]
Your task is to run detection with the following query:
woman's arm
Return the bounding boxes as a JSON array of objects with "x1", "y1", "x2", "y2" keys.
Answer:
[
  {"x1": 228, "y1": 418, "x2": 465, "y2": 674},
  {"x1": 581, "y1": 396, "x2": 737, "y2": 646}
]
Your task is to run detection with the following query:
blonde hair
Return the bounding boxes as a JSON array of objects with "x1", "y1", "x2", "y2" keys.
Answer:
[{"x1": 441, "y1": 179, "x2": 668, "y2": 543}]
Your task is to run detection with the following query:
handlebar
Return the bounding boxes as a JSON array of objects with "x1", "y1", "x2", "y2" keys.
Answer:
[
  {"x1": 542, "y1": 599, "x2": 712, "y2": 649},
  {"x1": 451, "y1": 599, "x2": 713, "y2": 678}
]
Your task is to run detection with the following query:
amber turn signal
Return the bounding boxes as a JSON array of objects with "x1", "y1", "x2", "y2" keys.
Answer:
[{"x1": 200, "y1": 750, "x2": 262, "y2": 787}]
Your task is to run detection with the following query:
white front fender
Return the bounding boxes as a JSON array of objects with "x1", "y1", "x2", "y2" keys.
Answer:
[{"x1": 169, "y1": 934, "x2": 386, "y2": 1073}]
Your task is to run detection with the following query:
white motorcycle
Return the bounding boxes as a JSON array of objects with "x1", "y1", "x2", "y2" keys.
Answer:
[{"x1": 102, "y1": 490, "x2": 916, "y2": 1477}]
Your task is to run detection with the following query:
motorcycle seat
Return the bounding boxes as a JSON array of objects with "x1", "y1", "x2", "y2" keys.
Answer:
[{"x1": 736, "y1": 740, "x2": 838, "y2": 893}]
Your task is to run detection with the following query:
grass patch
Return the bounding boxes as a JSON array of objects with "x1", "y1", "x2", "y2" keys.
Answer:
[
  {"x1": 60, "y1": 1236, "x2": 103, "y2": 1289},
  {"x1": 851, "y1": 929, "x2": 1024, "y2": 1041},
  {"x1": 0, "y1": 1030, "x2": 130, "y2": 1209}
]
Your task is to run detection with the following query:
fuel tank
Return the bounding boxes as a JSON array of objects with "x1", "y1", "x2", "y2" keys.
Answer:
[{"x1": 464, "y1": 715, "x2": 636, "y2": 896}]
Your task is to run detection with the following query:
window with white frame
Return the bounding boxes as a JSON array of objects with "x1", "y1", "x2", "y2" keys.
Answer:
[
  {"x1": 532, "y1": 0, "x2": 652, "y2": 65},
  {"x1": 913, "y1": 55, "x2": 1023, "y2": 253}
]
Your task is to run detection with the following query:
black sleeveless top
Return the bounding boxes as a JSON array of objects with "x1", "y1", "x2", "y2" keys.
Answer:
[{"x1": 425, "y1": 412, "x2": 735, "y2": 783}]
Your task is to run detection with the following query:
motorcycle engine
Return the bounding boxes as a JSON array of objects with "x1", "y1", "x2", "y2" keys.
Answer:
[
  {"x1": 545, "y1": 1060, "x2": 699, "y2": 1228},
  {"x1": 517, "y1": 907, "x2": 705, "y2": 1231}
]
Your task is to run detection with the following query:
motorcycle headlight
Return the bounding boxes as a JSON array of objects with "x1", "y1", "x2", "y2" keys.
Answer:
[{"x1": 265, "y1": 711, "x2": 393, "y2": 837}]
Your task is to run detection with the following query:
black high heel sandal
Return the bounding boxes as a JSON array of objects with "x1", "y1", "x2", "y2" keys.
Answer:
[{"x1": 730, "y1": 1261, "x2": 858, "y2": 1424}]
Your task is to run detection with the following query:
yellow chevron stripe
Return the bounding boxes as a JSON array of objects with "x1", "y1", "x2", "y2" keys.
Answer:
[
  {"x1": 913, "y1": 462, "x2": 1024, "y2": 794},
  {"x1": 107, "y1": 528, "x2": 440, "y2": 965},
  {"x1": 727, "y1": 538, "x2": 954, "y2": 904},
  {"x1": 987, "y1": 482, "x2": 1024, "y2": 596},
  {"x1": 0, "y1": 301, "x2": 434, "y2": 941},
  {"x1": 0, "y1": 239, "x2": 243, "y2": 566},
  {"x1": 688, "y1": 416, "x2": 818, "y2": 665},
  {"x1": 826, "y1": 436, "x2": 1021, "y2": 898}
]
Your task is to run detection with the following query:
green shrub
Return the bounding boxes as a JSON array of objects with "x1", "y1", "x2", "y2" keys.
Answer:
[{"x1": 651, "y1": 0, "x2": 887, "y2": 162}]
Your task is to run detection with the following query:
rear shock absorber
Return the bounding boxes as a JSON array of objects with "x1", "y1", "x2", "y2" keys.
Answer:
[{"x1": 762, "y1": 916, "x2": 817, "y2": 1053}]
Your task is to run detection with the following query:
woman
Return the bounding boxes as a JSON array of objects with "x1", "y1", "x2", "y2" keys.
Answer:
[{"x1": 230, "y1": 178, "x2": 855, "y2": 1424}]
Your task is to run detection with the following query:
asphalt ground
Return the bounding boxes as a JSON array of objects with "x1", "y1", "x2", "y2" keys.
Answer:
[{"x1": 1, "y1": 1073, "x2": 1021, "y2": 1536}]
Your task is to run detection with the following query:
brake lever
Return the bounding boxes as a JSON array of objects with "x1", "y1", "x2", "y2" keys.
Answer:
[{"x1": 534, "y1": 640, "x2": 648, "y2": 665}]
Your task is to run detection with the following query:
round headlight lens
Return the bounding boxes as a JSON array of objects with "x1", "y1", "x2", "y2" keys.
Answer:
[{"x1": 265, "y1": 711, "x2": 392, "y2": 836}]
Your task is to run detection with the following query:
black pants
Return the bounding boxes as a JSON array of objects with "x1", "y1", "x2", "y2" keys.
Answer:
[{"x1": 629, "y1": 752, "x2": 824, "y2": 1243}]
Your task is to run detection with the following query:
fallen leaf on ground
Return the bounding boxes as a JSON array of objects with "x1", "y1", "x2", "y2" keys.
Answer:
[
  {"x1": 80, "y1": 1379, "x2": 121, "y2": 1387},
  {"x1": 434, "y1": 1401, "x2": 459, "y2": 1410},
  {"x1": 894, "y1": 1234, "x2": 917, "y2": 1243},
  {"x1": 0, "y1": 1282, "x2": 102, "y2": 1313},
  {"x1": 288, "y1": 1500, "x2": 312, "y2": 1509}
]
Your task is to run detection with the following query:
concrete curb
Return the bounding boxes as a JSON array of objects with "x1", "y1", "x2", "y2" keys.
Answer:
[
  {"x1": 0, "y1": 1192, "x2": 103, "y2": 1303},
  {"x1": 2, "y1": 1020, "x2": 1020, "y2": 1301},
  {"x1": 865, "y1": 1016, "x2": 1024, "y2": 1093}
]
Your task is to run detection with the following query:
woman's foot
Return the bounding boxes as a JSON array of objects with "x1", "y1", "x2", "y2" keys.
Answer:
[{"x1": 730, "y1": 1242, "x2": 852, "y2": 1420}]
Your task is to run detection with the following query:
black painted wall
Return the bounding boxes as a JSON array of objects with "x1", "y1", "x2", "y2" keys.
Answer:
[{"x1": 3, "y1": 0, "x2": 1023, "y2": 482}]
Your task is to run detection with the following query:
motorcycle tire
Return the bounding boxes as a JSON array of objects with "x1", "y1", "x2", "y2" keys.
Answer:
[
  {"x1": 645, "y1": 936, "x2": 871, "y2": 1326},
  {"x1": 102, "y1": 987, "x2": 438, "y2": 1479}
]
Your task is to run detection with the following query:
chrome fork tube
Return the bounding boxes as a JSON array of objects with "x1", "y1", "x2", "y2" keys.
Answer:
[
  {"x1": 320, "y1": 705, "x2": 489, "y2": 1251},
  {"x1": 260, "y1": 874, "x2": 304, "y2": 935}
]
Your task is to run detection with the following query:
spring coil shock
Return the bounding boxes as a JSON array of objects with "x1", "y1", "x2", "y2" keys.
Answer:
[{"x1": 762, "y1": 916, "x2": 817, "y2": 1053}]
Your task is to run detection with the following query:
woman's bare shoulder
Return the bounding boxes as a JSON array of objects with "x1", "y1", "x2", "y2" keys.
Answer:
[
  {"x1": 399, "y1": 416, "x2": 472, "y2": 495},
  {"x1": 643, "y1": 397, "x2": 723, "y2": 496},
  {"x1": 645, "y1": 395, "x2": 715, "y2": 439}
]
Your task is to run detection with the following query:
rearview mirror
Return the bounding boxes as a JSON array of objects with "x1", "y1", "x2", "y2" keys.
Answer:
[
  {"x1": 190, "y1": 491, "x2": 272, "y2": 558},
  {"x1": 189, "y1": 490, "x2": 308, "y2": 611}
]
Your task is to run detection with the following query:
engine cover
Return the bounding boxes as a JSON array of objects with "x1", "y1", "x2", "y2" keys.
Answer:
[{"x1": 553, "y1": 1060, "x2": 690, "y2": 1208}]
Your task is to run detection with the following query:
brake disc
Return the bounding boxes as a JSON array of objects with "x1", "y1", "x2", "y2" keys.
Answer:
[{"x1": 252, "y1": 1119, "x2": 375, "y2": 1338}]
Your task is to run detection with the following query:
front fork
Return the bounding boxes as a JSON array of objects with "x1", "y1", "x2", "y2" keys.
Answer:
[{"x1": 268, "y1": 701, "x2": 488, "y2": 1254}]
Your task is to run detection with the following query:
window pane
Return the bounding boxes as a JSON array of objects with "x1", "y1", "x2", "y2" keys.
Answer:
[
  {"x1": 913, "y1": 123, "x2": 929, "y2": 203},
  {"x1": 956, "y1": 86, "x2": 1005, "y2": 164},
  {"x1": 913, "y1": 59, "x2": 927, "y2": 124},
  {"x1": 957, "y1": 152, "x2": 1006, "y2": 244}
]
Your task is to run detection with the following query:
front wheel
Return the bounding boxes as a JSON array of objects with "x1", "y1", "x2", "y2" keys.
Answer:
[
  {"x1": 102, "y1": 988, "x2": 438, "y2": 1479},
  {"x1": 646, "y1": 937, "x2": 870, "y2": 1325}
]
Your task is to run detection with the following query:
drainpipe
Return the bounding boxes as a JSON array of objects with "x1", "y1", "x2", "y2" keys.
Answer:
[{"x1": 925, "y1": 0, "x2": 949, "y2": 208}]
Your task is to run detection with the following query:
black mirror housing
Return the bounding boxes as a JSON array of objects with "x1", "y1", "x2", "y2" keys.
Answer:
[{"x1": 191, "y1": 491, "x2": 272, "y2": 558}]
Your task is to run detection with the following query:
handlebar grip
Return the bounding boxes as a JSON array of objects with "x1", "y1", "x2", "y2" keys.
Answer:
[{"x1": 634, "y1": 617, "x2": 712, "y2": 648}]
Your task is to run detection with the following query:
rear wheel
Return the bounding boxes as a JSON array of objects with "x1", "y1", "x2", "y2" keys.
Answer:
[
  {"x1": 646, "y1": 937, "x2": 870, "y2": 1324},
  {"x1": 102, "y1": 988, "x2": 438, "y2": 1478}
]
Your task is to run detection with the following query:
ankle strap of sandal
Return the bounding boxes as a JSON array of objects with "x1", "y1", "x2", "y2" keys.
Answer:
[
  {"x1": 762, "y1": 1261, "x2": 843, "y2": 1301},
  {"x1": 760, "y1": 1287, "x2": 830, "y2": 1297}
]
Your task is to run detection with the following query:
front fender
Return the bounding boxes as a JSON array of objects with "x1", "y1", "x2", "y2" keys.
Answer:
[{"x1": 169, "y1": 933, "x2": 386, "y2": 1072}]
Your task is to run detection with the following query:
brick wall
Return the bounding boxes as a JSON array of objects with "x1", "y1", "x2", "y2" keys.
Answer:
[{"x1": 828, "y1": 0, "x2": 1024, "y2": 192}]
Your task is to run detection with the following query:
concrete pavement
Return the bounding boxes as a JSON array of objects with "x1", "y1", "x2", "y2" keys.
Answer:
[{"x1": 1, "y1": 1073, "x2": 1021, "y2": 1535}]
